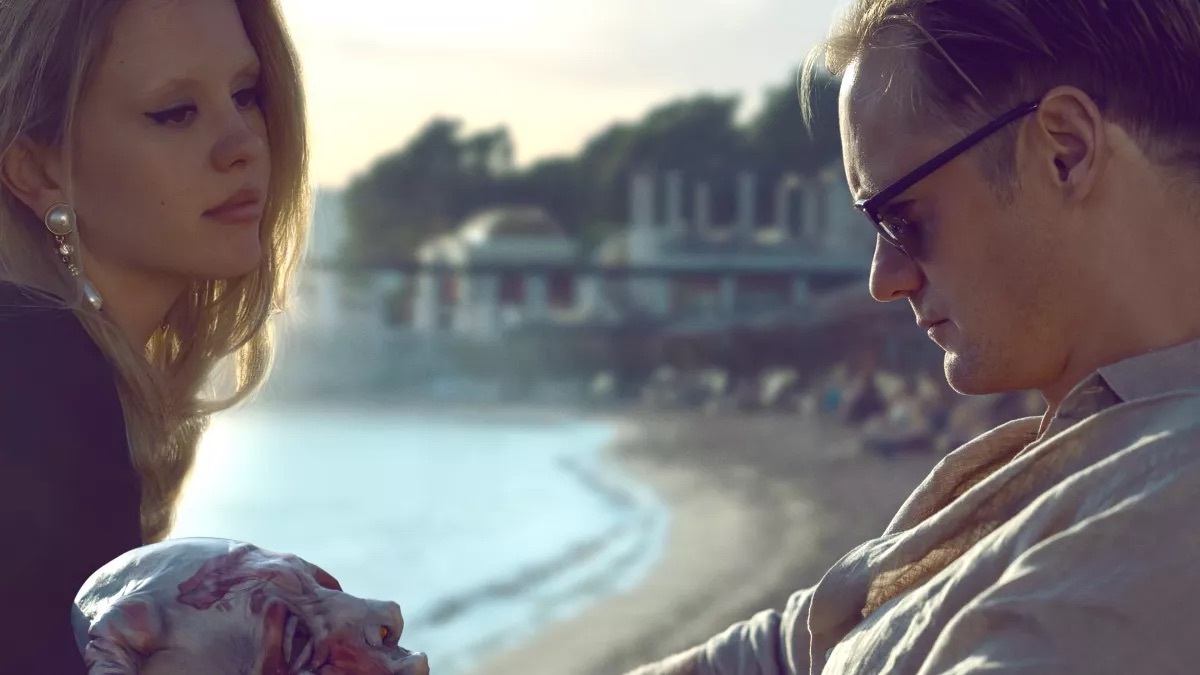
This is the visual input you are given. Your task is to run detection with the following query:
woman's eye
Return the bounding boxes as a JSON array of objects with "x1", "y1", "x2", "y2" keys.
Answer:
[
  {"x1": 146, "y1": 105, "x2": 196, "y2": 126},
  {"x1": 145, "y1": 86, "x2": 259, "y2": 126},
  {"x1": 234, "y1": 87, "x2": 262, "y2": 111}
]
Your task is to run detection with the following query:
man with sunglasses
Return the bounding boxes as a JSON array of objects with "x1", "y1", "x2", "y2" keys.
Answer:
[{"x1": 627, "y1": 1, "x2": 1200, "y2": 674}]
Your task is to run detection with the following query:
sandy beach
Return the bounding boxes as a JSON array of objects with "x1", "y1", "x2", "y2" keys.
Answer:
[{"x1": 467, "y1": 410, "x2": 941, "y2": 675}]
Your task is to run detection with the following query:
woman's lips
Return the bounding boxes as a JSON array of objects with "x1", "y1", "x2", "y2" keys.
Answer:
[{"x1": 204, "y1": 201, "x2": 263, "y2": 225}]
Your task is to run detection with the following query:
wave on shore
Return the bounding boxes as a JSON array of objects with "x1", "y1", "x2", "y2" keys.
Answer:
[{"x1": 407, "y1": 443, "x2": 670, "y2": 675}]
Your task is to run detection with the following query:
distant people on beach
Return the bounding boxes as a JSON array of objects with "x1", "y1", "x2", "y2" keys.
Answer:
[
  {"x1": 0, "y1": 0, "x2": 314, "y2": 670},
  {"x1": 627, "y1": 0, "x2": 1200, "y2": 673}
]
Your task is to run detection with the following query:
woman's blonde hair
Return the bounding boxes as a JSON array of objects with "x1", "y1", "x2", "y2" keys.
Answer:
[{"x1": 0, "y1": 0, "x2": 310, "y2": 543}]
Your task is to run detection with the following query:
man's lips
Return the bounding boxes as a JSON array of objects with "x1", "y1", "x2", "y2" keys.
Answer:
[{"x1": 924, "y1": 319, "x2": 952, "y2": 346}]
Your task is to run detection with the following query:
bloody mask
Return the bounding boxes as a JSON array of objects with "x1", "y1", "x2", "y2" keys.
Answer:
[{"x1": 73, "y1": 537, "x2": 429, "y2": 674}]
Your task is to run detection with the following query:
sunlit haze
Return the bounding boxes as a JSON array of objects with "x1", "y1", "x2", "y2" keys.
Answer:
[{"x1": 281, "y1": 0, "x2": 847, "y2": 188}]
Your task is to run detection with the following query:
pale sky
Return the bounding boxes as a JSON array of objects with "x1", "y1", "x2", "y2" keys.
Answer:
[{"x1": 281, "y1": 0, "x2": 847, "y2": 189}]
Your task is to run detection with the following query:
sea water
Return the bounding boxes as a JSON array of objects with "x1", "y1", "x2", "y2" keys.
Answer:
[{"x1": 170, "y1": 401, "x2": 669, "y2": 674}]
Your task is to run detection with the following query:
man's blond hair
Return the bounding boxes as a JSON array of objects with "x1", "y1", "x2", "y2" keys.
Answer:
[{"x1": 802, "y1": 0, "x2": 1200, "y2": 188}]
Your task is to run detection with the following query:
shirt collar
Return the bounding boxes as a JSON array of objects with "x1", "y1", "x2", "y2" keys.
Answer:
[
  {"x1": 1052, "y1": 337, "x2": 1200, "y2": 426},
  {"x1": 1097, "y1": 337, "x2": 1200, "y2": 403}
]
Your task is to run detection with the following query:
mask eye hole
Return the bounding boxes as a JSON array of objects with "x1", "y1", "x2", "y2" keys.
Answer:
[{"x1": 379, "y1": 624, "x2": 400, "y2": 647}]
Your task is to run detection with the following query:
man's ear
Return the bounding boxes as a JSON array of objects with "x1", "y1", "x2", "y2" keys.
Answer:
[
  {"x1": 1, "y1": 135, "x2": 68, "y2": 220},
  {"x1": 1028, "y1": 86, "x2": 1106, "y2": 202}
]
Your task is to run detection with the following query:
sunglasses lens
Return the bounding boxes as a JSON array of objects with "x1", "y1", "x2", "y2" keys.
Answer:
[{"x1": 879, "y1": 214, "x2": 918, "y2": 256}]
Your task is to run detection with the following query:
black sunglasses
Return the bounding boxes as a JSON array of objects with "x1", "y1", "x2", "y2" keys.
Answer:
[{"x1": 854, "y1": 99, "x2": 1041, "y2": 258}]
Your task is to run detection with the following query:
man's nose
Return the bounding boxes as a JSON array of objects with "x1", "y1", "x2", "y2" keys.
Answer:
[{"x1": 868, "y1": 235, "x2": 922, "y2": 302}]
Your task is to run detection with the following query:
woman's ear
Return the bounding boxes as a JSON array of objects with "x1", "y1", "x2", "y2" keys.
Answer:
[{"x1": 1, "y1": 135, "x2": 68, "y2": 219}]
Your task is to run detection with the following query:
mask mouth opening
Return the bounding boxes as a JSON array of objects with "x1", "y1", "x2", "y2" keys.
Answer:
[{"x1": 283, "y1": 610, "x2": 315, "y2": 673}]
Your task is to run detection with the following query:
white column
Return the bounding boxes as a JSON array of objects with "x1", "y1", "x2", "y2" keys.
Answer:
[
  {"x1": 452, "y1": 272, "x2": 473, "y2": 332},
  {"x1": 576, "y1": 273, "x2": 602, "y2": 314},
  {"x1": 737, "y1": 171, "x2": 756, "y2": 240},
  {"x1": 630, "y1": 171, "x2": 655, "y2": 231},
  {"x1": 628, "y1": 172, "x2": 658, "y2": 267},
  {"x1": 414, "y1": 271, "x2": 439, "y2": 332}
]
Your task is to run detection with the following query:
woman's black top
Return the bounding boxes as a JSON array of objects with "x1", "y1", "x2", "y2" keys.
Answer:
[{"x1": 0, "y1": 280, "x2": 142, "y2": 672}]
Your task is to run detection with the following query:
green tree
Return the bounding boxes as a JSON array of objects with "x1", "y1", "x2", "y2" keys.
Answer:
[
  {"x1": 747, "y1": 68, "x2": 841, "y2": 177},
  {"x1": 340, "y1": 71, "x2": 844, "y2": 265},
  {"x1": 341, "y1": 118, "x2": 517, "y2": 264}
]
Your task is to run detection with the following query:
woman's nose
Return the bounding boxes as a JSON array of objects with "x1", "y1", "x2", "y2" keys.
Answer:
[{"x1": 210, "y1": 114, "x2": 268, "y2": 172}]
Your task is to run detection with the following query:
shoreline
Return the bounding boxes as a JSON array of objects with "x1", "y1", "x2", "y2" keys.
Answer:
[
  {"x1": 465, "y1": 410, "x2": 941, "y2": 675},
  {"x1": 220, "y1": 393, "x2": 942, "y2": 673},
  {"x1": 243, "y1": 385, "x2": 629, "y2": 425}
]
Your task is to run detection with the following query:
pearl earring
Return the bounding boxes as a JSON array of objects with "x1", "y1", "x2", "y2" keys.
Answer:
[{"x1": 43, "y1": 203, "x2": 103, "y2": 311}]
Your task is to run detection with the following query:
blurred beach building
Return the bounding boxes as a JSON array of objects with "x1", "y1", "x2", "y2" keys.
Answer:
[
  {"x1": 272, "y1": 189, "x2": 410, "y2": 396},
  {"x1": 412, "y1": 162, "x2": 875, "y2": 341},
  {"x1": 271, "y1": 166, "x2": 883, "y2": 398}
]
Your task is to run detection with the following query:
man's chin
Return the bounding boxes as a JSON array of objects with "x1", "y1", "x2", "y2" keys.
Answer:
[{"x1": 942, "y1": 353, "x2": 1006, "y2": 396}]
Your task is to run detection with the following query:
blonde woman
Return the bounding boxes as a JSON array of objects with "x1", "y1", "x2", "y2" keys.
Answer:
[{"x1": 0, "y1": 0, "x2": 308, "y2": 670}]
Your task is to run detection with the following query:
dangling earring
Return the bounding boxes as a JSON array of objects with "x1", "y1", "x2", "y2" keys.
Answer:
[{"x1": 43, "y1": 203, "x2": 103, "y2": 311}]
